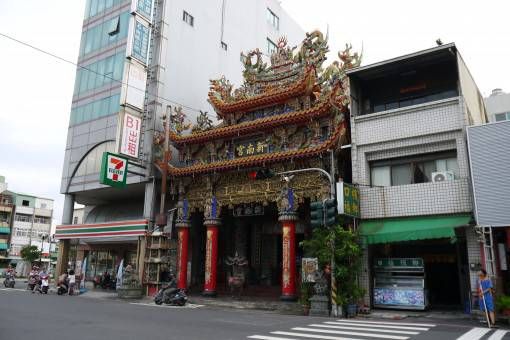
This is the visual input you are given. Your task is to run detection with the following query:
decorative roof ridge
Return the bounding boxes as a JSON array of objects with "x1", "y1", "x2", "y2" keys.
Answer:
[
  {"x1": 208, "y1": 67, "x2": 316, "y2": 116},
  {"x1": 168, "y1": 98, "x2": 332, "y2": 145},
  {"x1": 167, "y1": 119, "x2": 347, "y2": 177}
]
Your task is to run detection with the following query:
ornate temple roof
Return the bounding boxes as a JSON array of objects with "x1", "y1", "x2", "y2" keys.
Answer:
[
  {"x1": 166, "y1": 120, "x2": 347, "y2": 177},
  {"x1": 154, "y1": 31, "x2": 362, "y2": 177}
]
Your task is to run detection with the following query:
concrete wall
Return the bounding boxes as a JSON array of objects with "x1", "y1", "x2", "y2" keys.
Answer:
[{"x1": 457, "y1": 54, "x2": 488, "y2": 125}]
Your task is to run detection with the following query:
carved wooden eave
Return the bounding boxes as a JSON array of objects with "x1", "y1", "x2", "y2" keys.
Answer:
[
  {"x1": 168, "y1": 98, "x2": 334, "y2": 145},
  {"x1": 167, "y1": 120, "x2": 347, "y2": 177},
  {"x1": 209, "y1": 67, "x2": 316, "y2": 117}
]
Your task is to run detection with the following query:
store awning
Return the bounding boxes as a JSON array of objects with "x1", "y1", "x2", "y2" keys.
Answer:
[
  {"x1": 54, "y1": 219, "x2": 148, "y2": 240},
  {"x1": 0, "y1": 241, "x2": 8, "y2": 250},
  {"x1": 0, "y1": 227, "x2": 10, "y2": 234},
  {"x1": 360, "y1": 214, "x2": 472, "y2": 245}
]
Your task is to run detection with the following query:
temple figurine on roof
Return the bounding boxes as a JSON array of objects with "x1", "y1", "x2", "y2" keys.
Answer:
[{"x1": 153, "y1": 31, "x2": 361, "y2": 300}]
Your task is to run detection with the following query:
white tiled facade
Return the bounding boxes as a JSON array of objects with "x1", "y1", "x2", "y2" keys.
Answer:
[{"x1": 348, "y1": 46, "x2": 487, "y2": 308}]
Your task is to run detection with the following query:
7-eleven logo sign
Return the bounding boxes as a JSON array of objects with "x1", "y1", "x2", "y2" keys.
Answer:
[{"x1": 100, "y1": 152, "x2": 128, "y2": 188}]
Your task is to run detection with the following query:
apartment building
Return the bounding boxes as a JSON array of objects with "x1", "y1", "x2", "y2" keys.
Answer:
[{"x1": 347, "y1": 43, "x2": 487, "y2": 310}]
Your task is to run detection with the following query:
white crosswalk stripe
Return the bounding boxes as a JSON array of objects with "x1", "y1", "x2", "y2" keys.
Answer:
[
  {"x1": 129, "y1": 302, "x2": 204, "y2": 309},
  {"x1": 247, "y1": 319, "x2": 436, "y2": 340},
  {"x1": 457, "y1": 327, "x2": 510, "y2": 340},
  {"x1": 488, "y1": 330, "x2": 510, "y2": 340}
]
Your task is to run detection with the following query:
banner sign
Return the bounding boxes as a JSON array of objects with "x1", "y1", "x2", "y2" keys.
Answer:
[
  {"x1": 234, "y1": 139, "x2": 268, "y2": 158},
  {"x1": 233, "y1": 203, "x2": 264, "y2": 217},
  {"x1": 336, "y1": 182, "x2": 360, "y2": 218},
  {"x1": 302, "y1": 257, "x2": 318, "y2": 282},
  {"x1": 374, "y1": 258, "x2": 424, "y2": 268},
  {"x1": 120, "y1": 113, "x2": 141, "y2": 158},
  {"x1": 100, "y1": 152, "x2": 128, "y2": 188}
]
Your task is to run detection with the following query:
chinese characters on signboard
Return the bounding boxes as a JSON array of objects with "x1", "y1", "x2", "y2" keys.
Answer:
[
  {"x1": 136, "y1": 0, "x2": 153, "y2": 20},
  {"x1": 120, "y1": 113, "x2": 141, "y2": 158},
  {"x1": 302, "y1": 257, "x2": 318, "y2": 283},
  {"x1": 234, "y1": 139, "x2": 268, "y2": 158},
  {"x1": 336, "y1": 182, "x2": 360, "y2": 218},
  {"x1": 132, "y1": 21, "x2": 149, "y2": 64}
]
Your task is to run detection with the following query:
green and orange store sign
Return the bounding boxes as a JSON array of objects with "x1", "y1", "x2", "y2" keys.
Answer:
[{"x1": 55, "y1": 220, "x2": 148, "y2": 239}]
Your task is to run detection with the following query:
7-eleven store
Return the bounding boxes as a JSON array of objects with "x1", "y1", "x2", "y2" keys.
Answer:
[{"x1": 54, "y1": 220, "x2": 147, "y2": 282}]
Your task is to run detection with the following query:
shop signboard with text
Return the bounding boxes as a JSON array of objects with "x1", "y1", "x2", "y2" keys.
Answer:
[
  {"x1": 100, "y1": 152, "x2": 128, "y2": 188},
  {"x1": 119, "y1": 113, "x2": 141, "y2": 159},
  {"x1": 336, "y1": 182, "x2": 360, "y2": 218}
]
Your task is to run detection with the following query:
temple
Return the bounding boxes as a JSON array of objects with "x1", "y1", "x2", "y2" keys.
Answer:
[{"x1": 154, "y1": 32, "x2": 361, "y2": 300}]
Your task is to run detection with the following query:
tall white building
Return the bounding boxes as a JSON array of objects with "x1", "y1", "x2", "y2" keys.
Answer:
[{"x1": 57, "y1": 0, "x2": 303, "y2": 277}]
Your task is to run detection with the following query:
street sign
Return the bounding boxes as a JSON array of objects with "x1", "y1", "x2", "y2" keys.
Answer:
[
  {"x1": 336, "y1": 182, "x2": 360, "y2": 218},
  {"x1": 100, "y1": 152, "x2": 128, "y2": 188},
  {"x1": 119, "y1": 112, "x2": 142, "y2": 159}
]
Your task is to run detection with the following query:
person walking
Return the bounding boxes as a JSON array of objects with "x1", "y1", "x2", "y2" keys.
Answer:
[{"x1": 479, "y1": 269, "x2": 496, "y2": 327}]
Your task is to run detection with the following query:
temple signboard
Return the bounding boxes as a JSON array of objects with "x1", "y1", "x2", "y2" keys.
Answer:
[{"x1": 234, "y1": 138, "x2": 269, "y2": 158}]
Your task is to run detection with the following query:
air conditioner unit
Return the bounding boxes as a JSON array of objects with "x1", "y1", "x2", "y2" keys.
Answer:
[{"x1": 431, "y1": 171, "x2": 455, "y2": 182}]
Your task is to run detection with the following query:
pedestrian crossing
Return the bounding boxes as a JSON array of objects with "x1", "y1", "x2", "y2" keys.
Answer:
[
  {"x1": 457, "y1": 327, "x2": 509, "y2": 340},
  {"x1": 247, "y1": 319, "x2": 436, "y2": 340}
]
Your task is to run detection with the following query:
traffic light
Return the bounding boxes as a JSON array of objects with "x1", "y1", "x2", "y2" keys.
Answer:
[
  {"x1": 310, "y1": 201, "x2": 324, "y2": 228},
  {"x1": 248, "y1": 168, "x2": 275, "y2": 180},
  {"x1": 324, "y1": 199, "x2": 337, "y2": 227}
]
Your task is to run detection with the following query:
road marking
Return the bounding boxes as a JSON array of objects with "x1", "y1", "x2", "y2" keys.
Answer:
[
  {"x1": 456, "y1": 327, "x2": 491, "y2": 340},
  {"x1": 129, "y1": 302, "x2": 203, "y2": 309},
  {"x1": 248, "y1": 336, "x2": 300, "y2": 340},
  {"x1": 325, "y1": 321, "x2": 430, "y2": 331},
  {"x1": 0, "y1": 288, "x2": 28, "y2": 292},
  {"x1": 309, "y1": 323, "x2": 419, "y2": 335},
  {"x1": 335, "y1": 319, "x2": 436, "y2": 328},
  {"x1": 488, "y1": 330, "x2": 509, "y2": 340},
  {"x1": 272, "y1": 331, "x2": 363, "y2": 340},
  {"x1": 292, "y1": 327, "x2": 409, "y2": 340}
]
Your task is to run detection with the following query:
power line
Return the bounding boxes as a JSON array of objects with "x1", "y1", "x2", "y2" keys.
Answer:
[{"x1": 0, "y1": 31, "x2": 219, "y2": 121}]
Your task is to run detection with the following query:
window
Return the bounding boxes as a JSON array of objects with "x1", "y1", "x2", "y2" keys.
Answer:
[
  {"x1": 221, "y1": 41, "x2": 228, "y2": 51},
  {"x1": 40, "y1": 203, "x2": 47, "y2": 209},
  {"x1": 495, "y1": 112, "x2": 510, "y2": 122},
  {"x1": 73, "y1": 216, "x2": 79, "y2": 224},
  {"x1": 22, "y1": 200, "x2": 29, "y2": 207},
  {"x1": 267, "y1": 38, "x2": 277, "y2": 55},
  {"x1": 108, "y1": 16, "x2": 120, "y2": 36},
  {"x1": 14, "y1": 214, "x2": 32, "y2": 223},
  {"x1": 266, "y1": 8, "x2": 279, "y2": 30},
  {"x1": 183, "y1": 11, "x2": 194, "y2": 26},
  {"x1": 370, "y1": 152, "x2": 458, "y2": 187}
]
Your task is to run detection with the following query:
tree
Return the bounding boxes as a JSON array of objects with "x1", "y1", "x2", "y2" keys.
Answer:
[
  {"x1": 301, "y1": 225, "x2": 364, "y2": 306},
  {"x1": 20, "y1": 245, "x2": 41, "y2": 265}
]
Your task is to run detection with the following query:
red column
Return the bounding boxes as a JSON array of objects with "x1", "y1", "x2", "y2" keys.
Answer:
[
  {"x1": 176, "y1": 225, "x2": 190, "y2": 289},
  {"x1": 203, "y1": 219, "x2": 220, "y2": 296},
  {"x1": 280, "y1": 213, "x2": 297, "y2": 301}
]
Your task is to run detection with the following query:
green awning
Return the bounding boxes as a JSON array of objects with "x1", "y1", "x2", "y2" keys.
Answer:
[
  {"x1": 0, "y1": 227, "x2": 10, "y2": 234},
  {"x1": 0, "y1": 243, "x2": 7, "y2": 250},
  {"x1": 360, "y1": 214, "x2": 472, "y2": 245}
]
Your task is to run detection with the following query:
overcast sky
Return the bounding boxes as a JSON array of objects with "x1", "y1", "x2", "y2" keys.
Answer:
[{"x1": 0, "y1": 1, "x2": 509, "y2": 229}]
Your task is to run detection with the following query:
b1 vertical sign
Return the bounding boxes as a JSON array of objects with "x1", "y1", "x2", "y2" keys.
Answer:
[
  {"x1": 120, "y1": 113, "x2": 141, "y2": 158},
  {"x1": 100, "y1": 152, "x2": 128, "y2": 188}
]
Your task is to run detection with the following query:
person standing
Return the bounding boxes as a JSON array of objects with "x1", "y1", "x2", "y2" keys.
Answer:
[{"x1": 479, "y1": 269, "x2": 496, "y2": 326}]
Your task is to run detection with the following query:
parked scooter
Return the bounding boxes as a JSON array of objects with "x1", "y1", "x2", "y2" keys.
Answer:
[
  {"x1": 38, "y1": 273, "x2": 49, "y2": 294},
  {"x1": 3, "y1": 271, "x2": 15, "y2": 288},
  {"x1": 27, "y1": 266, "x2": 40, "y2": 292},
  {"x1": 154, "y1": 276, "x2": 187, "y2": 306}
]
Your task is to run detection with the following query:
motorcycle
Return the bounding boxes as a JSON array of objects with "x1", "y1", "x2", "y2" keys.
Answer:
[
  {"x1": 38, "y1": 273, "x2": 49, "y2": 294},
  {"x1": 3, "y1": 272, "x2": 15, "y2": 288},
  {"x1": 57, "y1": 278, "x2": 69, "y2": 295},
  {"x1": 154, "y1": 278, "x2": 187, "y2": 306}
]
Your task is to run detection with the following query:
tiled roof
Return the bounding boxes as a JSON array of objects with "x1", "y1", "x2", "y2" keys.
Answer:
[
  {"x1": 169, "y1": 99, "x2": 332, "y2": 145},
  {"x1": 168, "y1": 120, "x2": 347, "y2": 177},
  {"x1": 209, "y1": 68, "x2": 315, "y2": 116}
]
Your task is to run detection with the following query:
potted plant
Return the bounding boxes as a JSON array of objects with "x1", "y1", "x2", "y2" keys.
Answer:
[
  {"x1": 496, "y1": 295, "x2": 510, "y2": 316},
  {"x1": 299, "y1": 281, "x2": 313, "y2": 315},
  {"x1": 302, "y1": 224, "x2": 364, "y2": 318}
]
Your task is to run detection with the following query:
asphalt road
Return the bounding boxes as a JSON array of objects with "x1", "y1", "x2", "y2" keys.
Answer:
[{"x1": 1, "y1": 288, "x2": 509, "y2": 340}]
